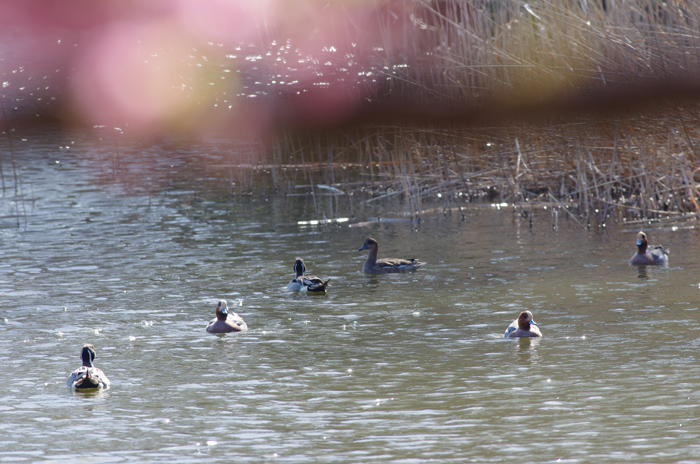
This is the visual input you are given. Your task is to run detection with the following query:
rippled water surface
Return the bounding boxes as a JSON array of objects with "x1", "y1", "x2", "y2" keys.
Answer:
[{"x1": 2, "y1": 128, "x2": 700, "y2": 463}]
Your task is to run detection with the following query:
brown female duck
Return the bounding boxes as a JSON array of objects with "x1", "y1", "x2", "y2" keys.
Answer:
[{"x1": 358, "y1": 238, "x2": 424, "y2": 274}]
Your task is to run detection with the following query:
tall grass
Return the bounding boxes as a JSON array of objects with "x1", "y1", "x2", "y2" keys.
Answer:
[
  {"x1": 251, "y1": 0, "x2": 700, "y2": 224},
  {"x1": 261, "y1": 112, "x2": 698, "y2": 224},
  {"x1": 374, "y1": 0, "x2": 700, "y2": 105}
]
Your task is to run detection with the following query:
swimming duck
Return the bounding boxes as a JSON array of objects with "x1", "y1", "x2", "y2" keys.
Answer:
[
  {"x1": 206, "y1": 299, "x2": 248, "y2": 333},
  {"x1": 629, "y1": 231, "x2": 669, "y2": 266},
  {"x1": 66, "y1": 344, "x2": 111, "y2": 390},
  {"x1": 504, "y1": 311, "x2": 542, "y2": 338},
  {"x1": 358, "y1": 237, "x2": 424, "y2": 274},
  {"x1": 286, "y1": 257, "x2": 331, "y2": 293}
]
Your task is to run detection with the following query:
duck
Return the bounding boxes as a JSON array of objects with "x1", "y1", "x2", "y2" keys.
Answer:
[
  {"x1": 66, "y1": 344, "x2": 111, "y2": 390},
  {"x1": 286, "y1": 257, "x2": 331, "y2": 293},
  {"x1": 358, "y1": 237, "x2": 424, "y2": 274},
  {"x1": 629, "y1": 231, "x2": 669, "y2": 266},
  {"x1": 504, "y1": 311, "x2": 542, "y2": 338},
  {"x1": 206, "y1": 299, "x2": 248, "y2": 333}
]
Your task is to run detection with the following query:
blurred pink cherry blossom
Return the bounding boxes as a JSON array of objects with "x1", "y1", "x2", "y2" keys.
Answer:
[{"x1": 0, "y1": 0, "x2": 394, "y2": 136}]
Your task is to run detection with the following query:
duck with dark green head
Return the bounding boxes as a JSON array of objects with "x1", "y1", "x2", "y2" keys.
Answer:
[
  {"x1": 66, "y1": 344, "x2": 110, "y2": 390},
  {"x1": 286, "y1": 257, "x2": 330, "y2": 293}
]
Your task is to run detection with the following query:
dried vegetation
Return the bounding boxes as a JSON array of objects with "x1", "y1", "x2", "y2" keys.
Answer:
[{"x1": 255, "y1": 0, "x2": 700, "y2": 225}]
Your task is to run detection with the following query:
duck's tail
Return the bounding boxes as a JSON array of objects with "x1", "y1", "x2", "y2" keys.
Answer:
[
  {"x1": 76, "y1": 368, "x2": 102, "y2": 389},
  {"x1": 307, "y1": 279, "x2": 331, "y2": 293}
]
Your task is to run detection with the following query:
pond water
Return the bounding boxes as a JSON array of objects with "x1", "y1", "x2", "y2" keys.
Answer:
[{"x1": 2, "y1": 127, "x2": 700, "y2": 463}]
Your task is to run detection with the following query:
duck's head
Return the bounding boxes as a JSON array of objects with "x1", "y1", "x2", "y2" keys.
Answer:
[
  {"x1": 293, "y1": 258, "x2": 306, "y2": 277},
  {"x1": 636, "y1": 231, "x2": 648, "y2": 251},
  {"x1": 359, "y1": 238, "x2": 378, "y2": 252},
  {"x1": 517, "y1": 311, "x2": 537, "y2": 331},
  {"x1": 216, "y1": 300, "x2": 229, "y2": 320},
  {"x1": 80, "y1": 344, "x2": 97, "y2": 367}
]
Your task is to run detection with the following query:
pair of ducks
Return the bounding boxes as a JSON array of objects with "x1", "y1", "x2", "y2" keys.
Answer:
[
  {"x1": 502, "y1": 231, "x2": 668, "y2": 339},
  {"x1": 68, "y1": 308, "x2": 541, "y2": 390},
  {"x1": 286, "y1": 237, "x2": 425, "y2": 293},
  {"x1": 68, "y1": 299, "x2": 248, "y2": 389},
  {"x1": 502, "y1": 231, "x2": 667, "y2": 339}
]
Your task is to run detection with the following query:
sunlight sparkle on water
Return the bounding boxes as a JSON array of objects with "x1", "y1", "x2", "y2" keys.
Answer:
[{"x1": 3, "y1": 130, "x2": 699, "y2": 461}]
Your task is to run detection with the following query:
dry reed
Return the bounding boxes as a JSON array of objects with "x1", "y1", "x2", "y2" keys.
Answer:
[{"x1": 243, "y1": 0, "x2": 700, "y2": 225}]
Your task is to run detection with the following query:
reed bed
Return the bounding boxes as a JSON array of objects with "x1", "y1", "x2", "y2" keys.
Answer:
[
  {"x1": 239, "y1": 0, "x2": 700, "y2": 225},
  {"x1": 371, "y1": 0, "x2": 700, "y2": 106},
  {"x1": 250, "y1": 110, "x2": 694, "y2": 224}
]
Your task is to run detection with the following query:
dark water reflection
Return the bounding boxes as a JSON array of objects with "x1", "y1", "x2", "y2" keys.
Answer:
[{"x1": 2, "y1": 128, "x2": 700, "y2": 463}]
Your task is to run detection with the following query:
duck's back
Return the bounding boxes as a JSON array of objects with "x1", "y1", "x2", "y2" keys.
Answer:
[
  {"x1": 66, "y1": 366, "x2": 110, "y2": 389},
  {"x1": 302, "y1": 275, "x2": 330, "y2": 292},
  {"x1": 649, "y1": 245, "x2": 669, "y2": 264},
  {"x1": 227, "y1": 312, "x2": 247, "y2": 330},
  {"x1": 207, "y1": 319, "x2": 244, "y2": 333},
  {"x1": 504, "y1": 319, "x2": 542, "y2": 338},
  {"x1": 365, "y1": 257, "x2": 423, "y2": 274},
  {"x1": 630, "y1": 246, "x2": 668, "y2": 265},
  {"x1": 506, "y1": 327, "x2": 542, "y2": 338},
  {"x1": 287, "y1": 278, "x2": 304, "y2": 291}
]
